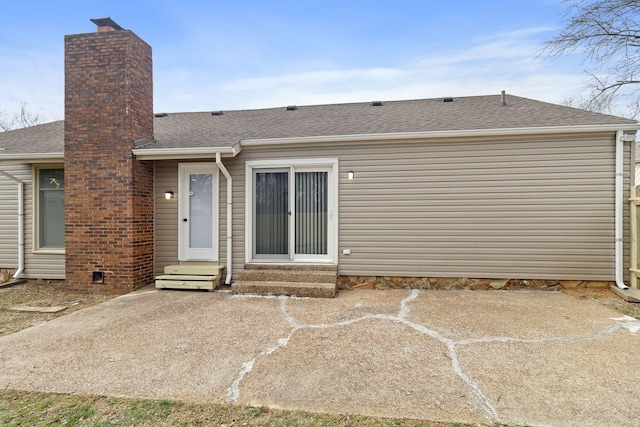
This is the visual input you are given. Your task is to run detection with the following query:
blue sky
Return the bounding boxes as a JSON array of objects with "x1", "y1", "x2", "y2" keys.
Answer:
[{"x1": 0, "y1": 0, "x2": 590, "y2": 121}]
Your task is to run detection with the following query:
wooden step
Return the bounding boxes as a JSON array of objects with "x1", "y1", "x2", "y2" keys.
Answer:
[
  {"x1": 232, "y1": 280, "x2": 337, "y2": 298},
  {"x1": 156, "y1": 264, "x2": 224, "y2": 291},
  {"x1": 156, "y1": 276, "x2": 219, "y2": 291},
  {"x1": 163, "y1": 264, "x2": 224, "y2": 276},
  {"x1": 156, "y1": 275, "x2": 221, "y2": 281}
]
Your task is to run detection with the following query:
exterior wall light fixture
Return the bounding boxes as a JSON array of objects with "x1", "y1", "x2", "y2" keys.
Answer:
[
  {"x1": 347, "y1": 171, "x2": 354, "y2": 180},
  {"x1": 165, "y1": 191, "x2": 174, "y2": 200}
]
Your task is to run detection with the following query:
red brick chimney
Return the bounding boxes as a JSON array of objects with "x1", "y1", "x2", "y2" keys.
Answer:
[{"x1": 64, "y1": 18, "x2": 154, "y2": 293}]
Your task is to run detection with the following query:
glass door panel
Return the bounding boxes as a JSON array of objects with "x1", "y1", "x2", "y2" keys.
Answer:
[
  {"x1": 295, "y1": 171, "x2": 328, "y2": 256},
  {"x1": 254, "y1": 170, "x2": 289, "y2": 257},
  {"x1": 189, "y1": 173, "x2": 213, "y2": 249}
]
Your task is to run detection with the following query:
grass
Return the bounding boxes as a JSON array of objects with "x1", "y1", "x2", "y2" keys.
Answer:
[{"x1": 0, "y1": 390, "x2": 462, "y2": 427}]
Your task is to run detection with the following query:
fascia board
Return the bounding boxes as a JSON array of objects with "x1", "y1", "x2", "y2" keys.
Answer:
[
  {"x1": 133, "y1": 144, "x2": 241, "y2": 160},
  {"x1": 241, "y1": 124, "x2": 640, "y2": 147},
  {"x1": 0, "y1": 153, "x2": 64, "y2": 163}
]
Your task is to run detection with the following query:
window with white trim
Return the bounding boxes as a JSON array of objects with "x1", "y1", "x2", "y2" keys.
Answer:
[{"x1": 35, "y1": 167, "x2": 64, "y2": 250}]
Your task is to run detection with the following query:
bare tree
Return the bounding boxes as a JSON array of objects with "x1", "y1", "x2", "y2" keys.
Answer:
[
  {"x1": 0, "y1": 103, "x2": 43, "y2": 131},
  {"x1": 544, "y1": 0, "x2": 640, "y2": 118}
]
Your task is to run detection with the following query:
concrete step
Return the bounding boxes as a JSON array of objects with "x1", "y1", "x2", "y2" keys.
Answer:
[
  {"x1": 243, "y1": 263, "x2": 336, "y2": 272},
  {"x1": 232, "y1": 280, "x2": 337, "y2": 298},
  {"x1": 238, "y1": 269, "x2": 336, "y2": 283}
]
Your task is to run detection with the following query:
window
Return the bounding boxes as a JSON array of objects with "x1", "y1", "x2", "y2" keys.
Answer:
[{"x1": 36, "y1": 167, "x2": 64, "y2": 250}]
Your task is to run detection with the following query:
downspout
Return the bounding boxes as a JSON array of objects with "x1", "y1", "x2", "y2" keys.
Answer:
[
  {"x1": 0, "y1": 170, "x2": 24, "y2": 279},
  {"x1": 615, "y1": 130, "x2": 633, "y2": 289},
  {"x1": 216, "y1": 153, "x2": 232, "y2": 285}
]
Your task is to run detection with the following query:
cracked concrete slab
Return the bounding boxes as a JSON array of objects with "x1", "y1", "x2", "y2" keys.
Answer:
[
  {"x1": 236, "y1": 318, "x2": 486, "y2": 424},
  {"x1": 0, "y1": 287, "x2": 639, "y2": 426},
  {"x1": 405, "y1": 291, "x2": 619, "y2": 341},
  {"x1": 0, "y1": 290, "x2": 291, "y2": 402},
  {"x1": 457, "y1": 333, "x2": 640, "y2": 426}
]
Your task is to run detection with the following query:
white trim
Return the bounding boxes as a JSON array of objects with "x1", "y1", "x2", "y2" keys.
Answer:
[
  {"x1": 241, "y1": 124, "x2": 640, "y2": 147},
  {"x1": 0, "y1": 153, "x2": 64, "y2": 163},
  {"x1": 245, "y1": 158, "x2": 339, "y2": 265},
  {"x1": 133, "y1": 145, "x2": 241, "y2": 160},
  {"x1": 178, "y1": 163, "x2": 219, "y2": 261},
  {"x1": 32, "y1": 165, "x2": 65, "y2": 253}
]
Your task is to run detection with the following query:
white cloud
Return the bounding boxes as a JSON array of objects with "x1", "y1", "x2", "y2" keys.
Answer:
[
  {"x1": 159, "y1": 26, "x2": 588, "y2": 112},
  {"x1": 2, "y1": 24, "x2": 592, "y2": 119}
]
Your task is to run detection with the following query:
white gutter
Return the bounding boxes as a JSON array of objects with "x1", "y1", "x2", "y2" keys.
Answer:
[
  {"x1": 216, "y1": 152, "x2": 233, "y2": 285},
  {"x1": 242, "y1": 124, "x2": 640, "y2": 146},
  {"x1": 615, "y1": 130, "x2": 636, "y2": 289},
  {"x1": 133, "y1": 144, "x2": 241, "y2": 160},
  {"x1": 0, "y1": 170, "x2": 24, "y2": 279},
  {"x1": 0, "y1": 153, "x2": 64, "y2": 163}
]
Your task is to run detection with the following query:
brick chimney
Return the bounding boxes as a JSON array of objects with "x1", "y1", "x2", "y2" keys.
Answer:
[{"x1": 64, "y1": 18, "x2": 154, "y2": 294}]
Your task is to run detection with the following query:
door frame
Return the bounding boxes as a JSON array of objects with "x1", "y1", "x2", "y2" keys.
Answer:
[
  {"x1": 178, "y1": 162, "x2": 219, "y2": 261},
  {"x1": 245, "y1": 158, "x2": 339, "y2": 264}
]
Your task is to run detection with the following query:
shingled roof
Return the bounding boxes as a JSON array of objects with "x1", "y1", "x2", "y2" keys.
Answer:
[{"x1": 0, "y1": 94, "x2": 637, "y2": 159}]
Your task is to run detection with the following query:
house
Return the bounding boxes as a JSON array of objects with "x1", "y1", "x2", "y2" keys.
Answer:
[{"x1": 1, "y1": 18, "x2": 639, "y2": 296}]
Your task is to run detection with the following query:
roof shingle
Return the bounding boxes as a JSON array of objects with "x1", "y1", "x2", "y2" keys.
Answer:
[{"x1": 0, "y1": 94, "x2": 636, "y2": 157}]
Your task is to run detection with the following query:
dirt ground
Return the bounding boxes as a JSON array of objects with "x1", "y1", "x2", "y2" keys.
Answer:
[
  {"x1": 562, "y1": 287, "x2": 640, "y2": 319},
  {"x1": 0, "y1": 280, "x2": 638, "y2": 339},
  {"x1": 0, "y1": 280, "x2": 112, "y2": 337}
]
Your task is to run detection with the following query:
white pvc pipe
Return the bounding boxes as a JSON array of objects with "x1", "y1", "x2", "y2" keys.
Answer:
[
  {"x1": 216, "y1": 153, "x2": 233, "y2": 285},
  {"x1": 0, "y1": 170, "x2": 24, "y2": 279},
  {"x1": 615, "y1": 130, "x2": 629, "y2": 289}
]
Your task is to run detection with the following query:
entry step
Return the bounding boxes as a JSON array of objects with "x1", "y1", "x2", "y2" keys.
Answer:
[
  {"x1": 156, "y1": 264, "x2": 224, "y2": 291},
  {"x1": 164, "y1": 264, "x2": 224, "y2": 276},
  {"x1": 232, "y1": 280, "x2": 337, "y2": 298}
]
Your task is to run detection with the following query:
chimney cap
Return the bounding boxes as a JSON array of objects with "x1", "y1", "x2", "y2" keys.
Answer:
[{"x1": 90, "y1": 17, "x2": 125, "y2": 31}]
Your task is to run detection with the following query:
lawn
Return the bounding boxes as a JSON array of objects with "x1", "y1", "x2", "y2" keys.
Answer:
[{"x1": 0, "y1": 390, "x2": 462, "y2": 427}]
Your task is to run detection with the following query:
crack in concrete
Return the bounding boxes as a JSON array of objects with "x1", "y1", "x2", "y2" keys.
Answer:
[
  {"x1": 226, "y1": 289, "x2": 630, "y2": 425},
  {"x1": 610, "y1": 315, "x2": 640, "y2": 333}
]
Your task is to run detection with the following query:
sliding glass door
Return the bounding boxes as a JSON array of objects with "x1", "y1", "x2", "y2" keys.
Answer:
[{"x1": 253, "y1": 166, "x2": 331, "y2": 262}]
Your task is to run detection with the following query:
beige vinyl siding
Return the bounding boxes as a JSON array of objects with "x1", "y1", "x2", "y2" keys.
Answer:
[
  {"x1": 241, "y1": 132, "x2": 628, "y2": 281},
  {"x1": 0, "y1": 164, "x2": 65, "y2": 279},
  {"x1": 153, "y1": 131, "x2": 630, "y2": 282},
  {"x1": 154, "y1": 161, "x2": 179, "y2": 275},
  {"x1": 0, "y1": 165, "x2": 23, "y2": 269}
]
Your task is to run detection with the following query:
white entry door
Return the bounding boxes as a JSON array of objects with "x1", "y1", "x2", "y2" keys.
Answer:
[{"x1": 178, "y1": 163, "x2": 219, "y2": 261}]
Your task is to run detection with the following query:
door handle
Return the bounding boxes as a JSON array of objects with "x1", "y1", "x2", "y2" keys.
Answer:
[{"x1": 183, "y1": 218, "x2": 188, "y2": 222}]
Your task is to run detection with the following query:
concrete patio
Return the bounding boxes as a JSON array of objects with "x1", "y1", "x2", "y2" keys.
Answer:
[{"x1": 0, "y1": 287, "x2": 639, "y2": 426}]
